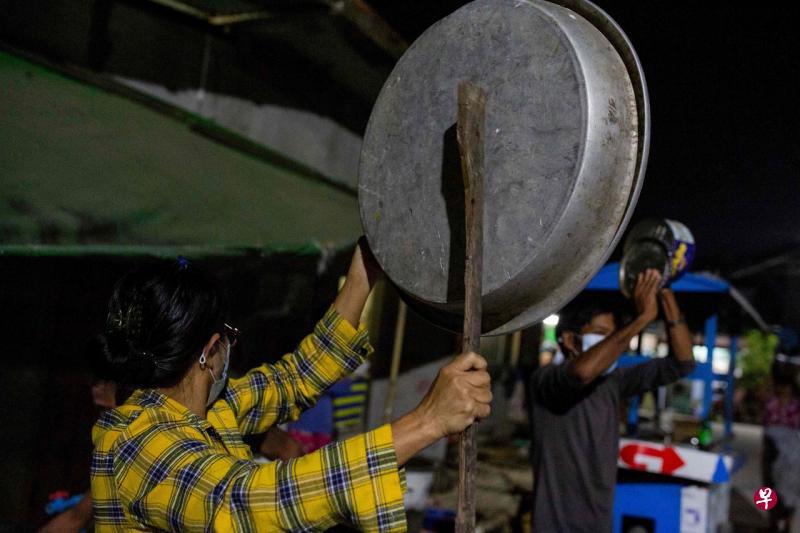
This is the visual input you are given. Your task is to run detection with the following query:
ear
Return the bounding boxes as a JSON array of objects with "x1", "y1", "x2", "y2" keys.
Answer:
[{"x1": 200, "y1": 333, "x2": 222, "y2": 369}]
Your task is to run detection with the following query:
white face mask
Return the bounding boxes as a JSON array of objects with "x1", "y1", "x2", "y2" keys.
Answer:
[
  {"x1": 202, "y1": 341, "x2": 230, "y2": 407},
  {"x1": 581, "y1": 333, "x2": 617, "y2": 375},
  {"x1": 582, "y1": 333, "x2": 606, "y2": 352}
]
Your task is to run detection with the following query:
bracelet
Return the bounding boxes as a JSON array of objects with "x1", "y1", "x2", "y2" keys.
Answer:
[{"x1": 665, "y1": 316, "x2": 686, "y2": 328}]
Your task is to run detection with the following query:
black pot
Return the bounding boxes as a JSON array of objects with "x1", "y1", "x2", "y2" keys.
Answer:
[{"x1": 619, "y1": 219, "x2": 695, "y2": 297}]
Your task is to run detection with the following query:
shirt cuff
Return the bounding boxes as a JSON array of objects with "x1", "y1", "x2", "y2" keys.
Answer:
[
  {"x1": 316, "y1": 305, "x2": 375, "y2": 372},
  {"x1": 339, "y1": 423, "x2": 407, "y2": 532}
]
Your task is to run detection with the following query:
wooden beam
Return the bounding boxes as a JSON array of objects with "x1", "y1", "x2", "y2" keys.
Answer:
[
  {"x1": 142, "y1": 0, "x2": 272, "y2": 26},
  {"x1": 326, "y1": 0, "x2": 409, "y2": 59}
]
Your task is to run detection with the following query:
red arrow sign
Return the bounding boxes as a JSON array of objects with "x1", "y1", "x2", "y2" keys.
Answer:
[{"x1": 620, "y1": 443, "x2": 686, "y2": 475}]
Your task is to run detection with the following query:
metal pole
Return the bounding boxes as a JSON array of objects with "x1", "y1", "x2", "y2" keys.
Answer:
[
  {"x1": 702, "y1": 315, "x2": 718, "y2": 421},
  {"x1": 724, "y1": 335, "x2": 738, "y2": 439}
]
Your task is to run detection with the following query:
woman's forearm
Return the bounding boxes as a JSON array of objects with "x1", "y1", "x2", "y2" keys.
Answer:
[
  {"x1": 334, "y1": 241, "x2": 379, "y2": 328},
  {"x1": 390, "y1": 410, "x2": 440, "y2": 466},
  {"x1": 334, "y1": 275, "x2": 371, "y2": 329},
  {"x1": 390, "y1": 352, "x2": 492, "y2": 466}
]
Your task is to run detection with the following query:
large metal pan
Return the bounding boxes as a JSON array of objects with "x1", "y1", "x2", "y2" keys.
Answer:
[{"x1": 359, "y1": 0, "x2": 649, "y2": 335}]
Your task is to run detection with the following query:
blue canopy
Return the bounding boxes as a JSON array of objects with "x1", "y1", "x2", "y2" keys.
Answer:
[{"x1": 586, "y1": 263, "x2": 729, "y2": 294}]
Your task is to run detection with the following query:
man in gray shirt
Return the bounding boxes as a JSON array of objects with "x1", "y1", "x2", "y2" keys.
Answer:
[{"x1": 528, "y1": 270, "x2": 695, "y2": 532}]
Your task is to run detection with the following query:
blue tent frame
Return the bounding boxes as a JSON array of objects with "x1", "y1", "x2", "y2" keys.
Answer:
[{"x1": 585, "y1": 263, "x2": 737, "y2": 438}]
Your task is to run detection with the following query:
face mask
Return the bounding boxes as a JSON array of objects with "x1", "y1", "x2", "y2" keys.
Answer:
[
  {"x1": 582, "y1": 333, "x2": 606, "y2": 352},
  {"x1": 581, "y1": 333, "x2": 617, "y2": 375},
  {"x1": 202, "y1": 341, "x2": 230, "y2": 407}
]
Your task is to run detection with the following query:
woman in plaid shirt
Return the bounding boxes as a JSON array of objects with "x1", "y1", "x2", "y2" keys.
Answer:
[{"x1": 90, "y1": 241, "x2": 491, "y2": 532}]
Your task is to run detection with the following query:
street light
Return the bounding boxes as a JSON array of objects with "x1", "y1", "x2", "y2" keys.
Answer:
[{"x1": 543, "y1": 314, "x2": 559, "y2": 327}]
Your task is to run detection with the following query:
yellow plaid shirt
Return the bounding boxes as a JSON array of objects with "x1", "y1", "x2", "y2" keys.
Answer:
[{"x1": 91, "y1": 307, "x2": 407, "y2": 532}]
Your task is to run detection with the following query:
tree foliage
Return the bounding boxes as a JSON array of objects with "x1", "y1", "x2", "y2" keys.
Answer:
[{"x1": 737, "y1": 329, "x2": 778, "y2": 390}]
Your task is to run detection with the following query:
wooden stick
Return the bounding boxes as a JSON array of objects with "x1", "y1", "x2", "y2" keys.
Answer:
[
  {"x1": 455, "y1": 80, "x2": 486, "y2": 533},
  {"x1": 382, "y1": 299, "x2": 408, "y2": 424},
  {"x1": 509, "y1": 330, "x2": 522, "y2": 369}
]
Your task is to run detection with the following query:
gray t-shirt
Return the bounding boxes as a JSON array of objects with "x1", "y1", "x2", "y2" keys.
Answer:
[{"x1": 528, "y1": 357, "x2": 695, "y2": 532}]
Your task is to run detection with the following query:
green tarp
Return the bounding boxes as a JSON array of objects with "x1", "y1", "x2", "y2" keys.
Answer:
[{"x1": 0, "y1": 51, "x2": 362, "y2": 256}]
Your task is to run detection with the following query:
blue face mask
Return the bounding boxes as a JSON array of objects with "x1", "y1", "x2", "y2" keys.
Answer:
[{"x1": 203, "y1": 341, "x2": 230, "y2": 407}]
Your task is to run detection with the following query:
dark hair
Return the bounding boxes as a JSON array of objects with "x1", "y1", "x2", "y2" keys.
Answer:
[
  {"x1": 95, "y1": 259, "x2": 228, "y2": 388},
  {"x1": 557, "y1": 306, "x2": 619, "y2": 337}
]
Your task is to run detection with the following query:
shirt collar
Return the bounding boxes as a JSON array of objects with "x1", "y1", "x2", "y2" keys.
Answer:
[{"x1": 128, "y1": 388, "x2": 213, "y2": 431}]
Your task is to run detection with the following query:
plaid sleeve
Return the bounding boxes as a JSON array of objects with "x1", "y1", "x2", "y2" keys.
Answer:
[
  {"x1": 247, "y1": 423, "x2": 407, "y2": 532},
  {"x1": 102, "y1": 423, "x2": 406, "y2": 532},
  {"x1": 223, "y1": 306, "x2": 374, "y2": 435}
]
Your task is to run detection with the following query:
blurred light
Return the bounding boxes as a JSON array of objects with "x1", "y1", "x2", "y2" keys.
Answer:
[
  {"x1": 543, "y1": 314, "x2": 560, "y2": 326},
  {"x1": 693, "y1": 345, "x2": 708, "y2": 363},
  {"x1": 656, "y1": 342, "x2": 670, "y2": 357},
  {"x1": 641, "y1": 332, "x2": 658, "y2": 355},
  {"x1": 629, "y1": 335, "x2": 639, "y2": 352}
]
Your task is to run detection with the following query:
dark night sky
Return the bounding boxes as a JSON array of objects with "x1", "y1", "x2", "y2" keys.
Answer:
[{"x1": 370, "y1": 1, "x2": 800, "y2": 274}]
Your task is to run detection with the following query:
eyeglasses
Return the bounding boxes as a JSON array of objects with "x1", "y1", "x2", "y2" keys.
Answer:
[{"x1": 223, "y1": 323, "x2": 240, "y2": 348}]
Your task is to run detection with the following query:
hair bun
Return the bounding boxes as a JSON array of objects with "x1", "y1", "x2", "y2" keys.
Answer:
[
  {"x1": 106, "y1": 292, "x2": 147, "y2": 339},
  {"x1": 99, "y1": 259, "x2": 227, "y2": 389},
  {"x1": 96, "y1": 330, "x2": 158, "y2": 386}
]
